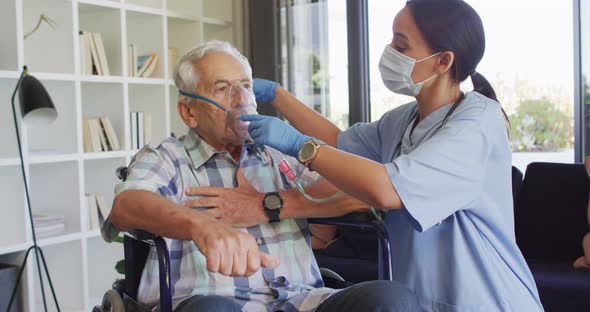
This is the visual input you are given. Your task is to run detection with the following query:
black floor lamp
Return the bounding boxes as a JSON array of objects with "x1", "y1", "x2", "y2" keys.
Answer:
[{"x1": 7, "y1": 66, "x2": 60, "y2": 312}]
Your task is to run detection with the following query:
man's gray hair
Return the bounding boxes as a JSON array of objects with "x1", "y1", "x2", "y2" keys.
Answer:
[{"x1": 173, "y1": 40, "x2": 252, "y2": 105}]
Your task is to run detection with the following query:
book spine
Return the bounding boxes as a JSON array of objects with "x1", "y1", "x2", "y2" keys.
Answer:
[
  {"x1": 130, "y1": 112, "x2": 138, "y2": 150},
  {"x1": 138, "y1": 112, "x2": 145, "y2": 148}
]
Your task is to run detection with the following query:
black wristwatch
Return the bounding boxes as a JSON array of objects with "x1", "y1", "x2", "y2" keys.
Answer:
[{"x1": 263, "y1": 192, "x2": 283, "y2": 223}]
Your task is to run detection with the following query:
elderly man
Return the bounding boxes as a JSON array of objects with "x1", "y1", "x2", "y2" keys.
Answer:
[{"x1": 110, "y1": 40, "x2": 417, "y2": 312}]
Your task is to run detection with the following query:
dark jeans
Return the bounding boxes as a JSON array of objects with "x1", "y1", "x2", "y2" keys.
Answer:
[
  {"x1": 174, "y1": 280, "x2": 419, "y2": 312},
  {"x1": 315, "y1": 280, "x2": 420, "y2": 312}
]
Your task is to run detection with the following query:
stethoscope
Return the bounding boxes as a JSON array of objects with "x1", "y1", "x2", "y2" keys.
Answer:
[{"x1": 391, "y1": 92, "x2": 465, "y2": 162}]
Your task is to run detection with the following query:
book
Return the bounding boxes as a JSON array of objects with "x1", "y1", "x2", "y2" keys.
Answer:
[
  {"x1": 100, "y1": 117, "x2": 120, "y2": 151},
  {"x1": 87, "y1": 118, "x2": 102, "y2": 152},
  {"x1": 128, "y1": 43, "x2": 137, "y2": 77},
  {"x1": 88, "y1": 32, "x2": 102, "y2": 75},
  {"x1": 82, "y1": 118, "x2": 92, "y2": 152},
  {"x1": 34, "y1": 213, "x2": 66, "y2": 238},
  {"x1": 142, "y1": 54, "x2": 158, "y2": 78},
  {"x1": 138, "y1": 112, "x2": 145, "y2": 148},
  {"x1": 130, "y1": 112, "x2": 138, "y2": 150},
  {"x1": 87, "y1": 194, "x2": 100, "y2": 230},
  {"x1": 80, "y1": 31, "x2": 93, "y2": 75},
  {"x1": 89, "y1": 118, "x2": 110, "y2": 151},
  {"x1": 137, "y1": 54, "x2": 158, "y2": 78},
  {"x1": 93, "y1": 32, "x2": 110, "y2": 76}
]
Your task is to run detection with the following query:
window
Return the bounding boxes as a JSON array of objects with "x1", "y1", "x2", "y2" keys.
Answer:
[
  {"x1": 367, "y1": 1, "x2": 413, "y2": 121},
  {"x1": 279, "y1": 0, "x2": 350, "y2": 129},
  {"x1": 367, "y1": 0, "x2": 574, "y2": 172}
]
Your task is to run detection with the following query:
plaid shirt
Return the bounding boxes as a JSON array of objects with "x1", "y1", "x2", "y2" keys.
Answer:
[{"x1": 115, "y1": 130, "x2": 337, "y2": 311}]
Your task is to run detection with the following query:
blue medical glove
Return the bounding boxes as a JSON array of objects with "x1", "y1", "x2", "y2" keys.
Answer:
[
  {"x1": 240, "y1": 115, "x2": 311, "y2": 158},
  {"x1": 253, "y1": 78, "x2": 280, "y2": 103}
]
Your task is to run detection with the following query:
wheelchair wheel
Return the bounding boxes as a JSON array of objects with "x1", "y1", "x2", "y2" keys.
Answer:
[{"x1": 96, "y1": 289, "x2": 125, "y2": 312}]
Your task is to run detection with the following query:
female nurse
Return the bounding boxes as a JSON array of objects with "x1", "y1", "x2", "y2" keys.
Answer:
[{"x1": 192, "y1": 0, "x2": 544, "y2": 310}]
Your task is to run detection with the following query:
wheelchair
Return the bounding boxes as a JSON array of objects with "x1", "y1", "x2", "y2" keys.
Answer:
[{"x1": 93, "y1": 167, "x2": 393, "y2": 312}]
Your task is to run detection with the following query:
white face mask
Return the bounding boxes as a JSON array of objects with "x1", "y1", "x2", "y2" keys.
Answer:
[{"x1": 378, "y1": 44, "x2": 441, "y2": 97}]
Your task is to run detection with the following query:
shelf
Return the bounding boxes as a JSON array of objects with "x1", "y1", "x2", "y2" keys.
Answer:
[
  {"x1": 78, "y1": 0, "x2": 122, "y2": 10},
  {"x1": 166, "y1": 10, "x2": 200, "y2": 23},
  {"x1": 79, "y1": 74, "x2": 125, "y2": 83},
  {"x1": 0, "y1": 158, "x2": 20, "y2": 167},
  {"x1": 125, "y1": 3, "x2": 163, "y2": 17},
  {"x1": 29, "y1": 152, "x2": 78, "y2": 164},
  {"x1": 84, "y1": 229, "x2": 101, "y2": 238},
  {"x1": 30, "y1": 72, "x2": 76, "y2": 81},
  {"x1": 126, "y1": 0, "x2": 161, "y2": 10},
  {"x1": 82, "y1": 150, "x2": 129, "y2": 160},
  {"x1": 127, "y1": 77, "x2": 166, "y2": 84},
  {"x1": 0, "y1": 242, "x2": 29, "y2": 255},
  {"x1": 202, "y1": 17, "x2": 232, "y2": 27},
  {"x1": 0, "y1": 70, "x2": 19, "y2": 78},
  {"x1": 37, "y1": 232, "x2": 83, "y2": 248}
]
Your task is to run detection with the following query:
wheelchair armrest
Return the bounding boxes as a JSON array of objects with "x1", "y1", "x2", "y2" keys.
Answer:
[
  {"x1": 125, "y1": 229, "x2": 157, "y2": 242},
  {"x1": 101, "y1": 216, "x2": 158, "y2": 244}
]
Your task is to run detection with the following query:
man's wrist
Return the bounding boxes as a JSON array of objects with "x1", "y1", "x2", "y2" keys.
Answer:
[{"x1": 255, "y1": 192, "x2": 268, "y2": 224}]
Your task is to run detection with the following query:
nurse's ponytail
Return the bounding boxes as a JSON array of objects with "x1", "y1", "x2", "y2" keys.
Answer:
[
  {"x1": 470, "y1": 72, "x2": 497, "y2": 103},
  {"x1": 406, "y1": 0, "x2": 501, "y2": 106}
]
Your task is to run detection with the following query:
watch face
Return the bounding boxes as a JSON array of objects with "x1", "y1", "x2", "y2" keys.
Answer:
[
  {"x1": 264, "y1": 195, "x2": 282, "y2": 210},
  {"x1": 299, "y1": 142, "x2": 315, "y2": 161}
]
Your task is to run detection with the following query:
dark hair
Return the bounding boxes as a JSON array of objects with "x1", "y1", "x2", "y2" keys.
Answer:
[{"x1": 405, "y1": 0, "x2": 498, "y2": 103}]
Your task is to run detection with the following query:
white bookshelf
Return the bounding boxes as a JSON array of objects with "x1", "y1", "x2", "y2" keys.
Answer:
[{"x1": 0, "y1": 0, "x2": 241, "y2": 311}]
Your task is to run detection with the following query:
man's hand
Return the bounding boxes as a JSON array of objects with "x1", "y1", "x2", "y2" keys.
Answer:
[
  {"x1": 184, "y1": 168, "x2": 267, "y2": 227},
  {"x1": 191, "y1": 217, "x2": 279, "y2": 276}
]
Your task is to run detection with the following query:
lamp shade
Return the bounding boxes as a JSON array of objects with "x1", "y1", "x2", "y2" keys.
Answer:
[{"x1": 18, "y1": 74, "x2": 57, "y2": 126}]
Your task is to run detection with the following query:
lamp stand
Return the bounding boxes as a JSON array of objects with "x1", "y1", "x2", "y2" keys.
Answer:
[{"x1": 7, "y1": 67, "x2": 60, "y2": 312}]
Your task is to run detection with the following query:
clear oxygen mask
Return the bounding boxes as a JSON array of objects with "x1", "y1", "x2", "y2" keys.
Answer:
[{"x1": 225, "y1": 82, "x2": 257, "y2": 144}]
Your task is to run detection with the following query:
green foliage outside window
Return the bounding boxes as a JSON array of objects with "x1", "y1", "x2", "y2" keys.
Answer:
[{"x1": 509, "y1": 98, "x2": 573, "y2": 152}]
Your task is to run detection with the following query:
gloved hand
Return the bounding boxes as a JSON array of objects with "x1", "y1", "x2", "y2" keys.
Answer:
[
  {"x1": 240, "y1": 114, "x2": 311, "y2": 158},
  {"x1": 253, "y1": 78, "x2": 280, "y2": 103}
]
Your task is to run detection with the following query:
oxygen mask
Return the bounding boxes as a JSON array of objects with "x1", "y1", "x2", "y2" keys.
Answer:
[{"x1": 225, "y1": 82, "x2": 257, "y2": 144}]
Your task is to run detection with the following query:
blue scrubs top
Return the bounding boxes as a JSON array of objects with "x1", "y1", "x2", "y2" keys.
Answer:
[{"x1": 337, "y1": 92, "x2": 543, "y2": 311}]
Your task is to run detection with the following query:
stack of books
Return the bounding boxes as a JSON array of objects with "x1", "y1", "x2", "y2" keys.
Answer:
[
  {"x1": 86, "y1": 193, "x2": 110, "y2": 230},
  {"x1": 128, "y1": 44, "x2": 159, "y2": 78},
  {"x1": 33, "y1": 214, "x2": 66, "y2": 238},
  {"x1": 80, "y1": 30, "x2": 110, "y2": 76},
  {"x1": 83, "y1": 116, "x2": 120, "y2": 153},
  {"x1": 130, "y1": 112, "x2": 152, "y2": 149}
]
